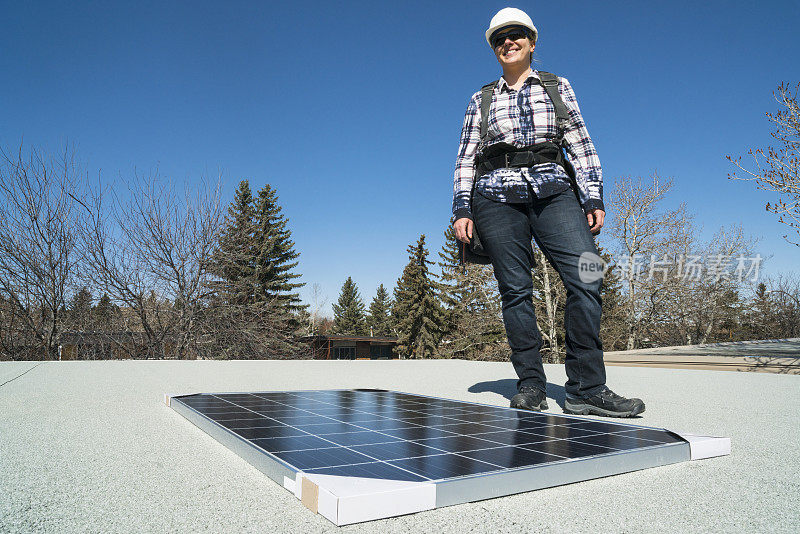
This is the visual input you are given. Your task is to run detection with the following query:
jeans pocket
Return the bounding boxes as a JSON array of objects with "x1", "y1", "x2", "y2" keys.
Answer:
[{"x1": 471, "y1": 189, "x2": 488, "y2": 215}]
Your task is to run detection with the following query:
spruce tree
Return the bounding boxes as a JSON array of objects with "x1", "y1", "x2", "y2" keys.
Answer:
[
  {"x1": 332, "y1": 277, "x2": 367, "y2": 335},
  {"x1": 253, "y1": 184, "x2": 306, "y2": 315},
  {"x1": 744, "y1": 282, "x2": 774, "y2": 339},
  {"x1": 437, "y1": 226, "x2": 467, "y2": 336},
  {"x1": 392, "y1": 235, "x2": 445, "y2": 359},
  {"x1": 366, "y1": 284, "x2": 394, "y2": 337},
  {"x1": 437, "y1": 226, "x2": 505, "y2": 359},
  {"x1": 93, "y1": 293, "x2": 118, "y2": 330},
  {"x1": 207, "y1": 180, "x2": 304, "y2": 359},
  {"x1": 211, "y1": 180, "x2": 258, "y2": 305},
  {"x1": 67, "y1": 287, "x2": 94, "y2": 331}
]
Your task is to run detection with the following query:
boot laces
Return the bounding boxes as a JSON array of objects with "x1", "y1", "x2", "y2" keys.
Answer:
[{"x1": 597, "y1": 386, "x2": 624, "y2": 401}]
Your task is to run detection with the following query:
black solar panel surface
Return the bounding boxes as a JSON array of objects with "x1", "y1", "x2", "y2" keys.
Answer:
[{"x1": 175, "y1": 390, "x2": 684, "y2": 482}]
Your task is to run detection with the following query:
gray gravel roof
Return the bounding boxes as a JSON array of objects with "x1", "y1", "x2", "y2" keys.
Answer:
[{"x1": 1, "y1": 359, "x2": 798, "y2": 533}]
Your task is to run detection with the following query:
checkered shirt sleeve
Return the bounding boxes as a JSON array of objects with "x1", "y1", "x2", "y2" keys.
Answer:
[
  {"x1": 451, "y1": 92, "x2": 482, "y2": 221},
  {"x1": 559, "y1": 77, "x2": 604, "y2": 213}
]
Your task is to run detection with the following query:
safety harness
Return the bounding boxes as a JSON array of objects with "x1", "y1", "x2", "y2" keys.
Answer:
[
  {"x1": 474, "y1": 70, "x2": 576, "y2": 181},
  {"x1": 460, "y1": 71, "x2": 578, "y2": 266}
]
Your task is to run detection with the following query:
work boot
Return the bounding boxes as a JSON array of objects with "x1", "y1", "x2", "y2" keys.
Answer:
[
  {"x1": 564, "y1": 386, "x2": 645, "y2": 418},
  {"x1": 510, "y1": 386, "x2": 548, "y2": 411}
]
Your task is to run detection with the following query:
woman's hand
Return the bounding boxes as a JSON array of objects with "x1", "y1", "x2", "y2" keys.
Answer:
[
  {"x1": 586, "y1": 209, "x2": 605, "y2": 235},
  {"x1": 453, "y1": 217, "x2": 474, "y2": 243}
]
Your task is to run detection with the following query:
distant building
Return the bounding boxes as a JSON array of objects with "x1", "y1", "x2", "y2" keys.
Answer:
[
  {"x1": 301, "y1": 335, "x2": 399, "y2": 360},
  {"x1": 59, "y1": 332, "x2": 400, "y2": 360}
]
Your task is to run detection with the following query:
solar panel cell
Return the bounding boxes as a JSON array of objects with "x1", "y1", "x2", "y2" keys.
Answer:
[
  {"x1": 387, "y1": 453, "x2": 501, "y2": 480},
  {"x1": 304, "y1": 462, "x2": 429, "y2": 482},
  {"x1": 251, "y1": 435, "x2": 337, "y2": 453},
  {"x1": 347, "y1": 441, "x2": 447, "y2": 462},
  {"x1": 377, "y1": 426, "x2": 461, "y2": 441},
  {"x1": 614, "y1": 428, "x2": 684, "y2": 444},
  {"x1": 462, "y1": 430, "x2": 549, "y2": 447},
  {"x1": 320, "y1": 430, "x2": 404, "y2": 447},
  {"x1": 273, "y1": 448, "x2": 376, "y2": 471},
  {"x1": 524, "y1": 438, "x2": 616, "y2": 458},
  {"x1": 289, "y1": 422, "x2": 365, "y2": 434},
  {"x1": 411, "y1": 434, "x2": 507, "y2": 453},
  {"x1": 231, "y1": 426, "x2": 309, "y2": 439},
  {"x1": 520, "y1": 425, "x2": 602, "y2": 440},
  {"x1": 459, "y1": 446, "x2": 565, "y2": 468},
  {"x1": 571, "y1": 433, "x2": 664, "y2": 450}
]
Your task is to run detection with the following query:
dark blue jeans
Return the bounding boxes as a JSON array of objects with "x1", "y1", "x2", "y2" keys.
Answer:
[{"x1": 471, "y1": 186, "x2": 606, "y2": 397}]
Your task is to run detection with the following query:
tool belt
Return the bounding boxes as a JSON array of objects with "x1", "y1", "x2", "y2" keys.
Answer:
[
  {"x1": 460, "y1": 141, "x2": 574, "y2": 267},
  {"x1": 474, "y1": 141, "x2": 571, "y2": 180}
]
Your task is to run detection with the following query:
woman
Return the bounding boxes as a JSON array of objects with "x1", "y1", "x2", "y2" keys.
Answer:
[{"x1": 451, "y1": 7, "x2": 644, "y2": 417}]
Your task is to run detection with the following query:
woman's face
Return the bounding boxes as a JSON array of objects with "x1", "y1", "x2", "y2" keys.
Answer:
[{"x1": 492, "y1": 27, "x2": 534, "y2": 69}]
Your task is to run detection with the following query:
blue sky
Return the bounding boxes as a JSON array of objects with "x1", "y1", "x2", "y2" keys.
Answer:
[{"x1": 2, "y1": 1, "x2": 798, "y2": 317}]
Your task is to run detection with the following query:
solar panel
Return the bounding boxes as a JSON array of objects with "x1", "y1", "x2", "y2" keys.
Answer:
[{"x1": 166, "y1": 389, "x2": 730, "y2": 525}]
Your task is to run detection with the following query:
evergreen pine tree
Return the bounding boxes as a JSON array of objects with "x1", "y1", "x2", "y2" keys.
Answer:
[
  {"x1": 332, "y1": 277, "x2": 367, "y2": 335},
  {"x1": 392, "y1": 235, "x2": 445, "y2": 359},
  {"x1": 211, "y1": 180, "x2": 258, "y2": 305},
  {"x1": 436, "y1": 226, "x2": 504, "y2": 359},
  {"x1": 67, "y1": 287, "x2": 94, "y2": 331},
  {"x1": 293, "y1": 306, "x2": 313, "y2": 337},
  {"x1": 437, "y1": 226, "x2": 467, "y2": 336},
  {"x1": 365, "y1": 284, "x2": 394, "y2": 337},
  {"x1": 253, "y1": 184, "x2": 306, "y2": 316},
  {"x1": 206, "y1": 180, "x2": 304, "y2": 359},
  {"x1": 744, "y1": 282, "x2": 774, "y2": 339},
  {"x1": 93, "y1": 293, "x2": 118, "y2": 330}
]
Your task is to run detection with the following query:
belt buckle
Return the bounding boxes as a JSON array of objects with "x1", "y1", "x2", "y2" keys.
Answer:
[{"x1": 503, "y1": 153, "x2": 510, "y2": 168}]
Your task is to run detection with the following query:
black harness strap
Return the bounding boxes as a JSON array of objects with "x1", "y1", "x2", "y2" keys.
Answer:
[
  {"x1": 475, "y1": 71, "x2": 576, "y2": 179},
  {"x1": 478, "y1": 72, "x2": 570, "y2": 148},
  {"x1": 475, "y1": 141, "x2": 564, "y2": 176},
  {"x1": 462, "y1": 71, "x2": 583, "y2": 266},
  {"x1": 536, "y1": 71, "x2": 570, "y2": 145},
  {"x1": 479, "y1": 80, "x2": 498, "y2": 145}
]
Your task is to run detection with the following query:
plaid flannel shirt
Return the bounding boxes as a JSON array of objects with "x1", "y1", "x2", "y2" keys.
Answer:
[{"x1": 452, "y1": 70, "x2": 604, "y2": 221}]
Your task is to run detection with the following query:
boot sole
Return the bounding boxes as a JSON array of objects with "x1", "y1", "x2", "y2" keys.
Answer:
[
  {"x1": 563, "y1": 399, "x2": 645, "y2": 418},
  {"x1": 510, "y1": 398, "x2": 549, "y2": 411}
]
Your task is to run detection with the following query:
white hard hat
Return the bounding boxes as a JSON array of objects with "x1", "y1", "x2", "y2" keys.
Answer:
[{"x1": 485, "y1": 7, "x2": 538, "y2": 46}]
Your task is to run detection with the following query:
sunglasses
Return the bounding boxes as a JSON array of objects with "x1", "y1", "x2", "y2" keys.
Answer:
[{"x1": 491, "y1": 28, "x2": 529, "y2": 49}]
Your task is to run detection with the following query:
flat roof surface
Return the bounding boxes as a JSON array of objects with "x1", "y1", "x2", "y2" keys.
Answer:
[
  {"x1": 604, "y1": 338, "x2": 800, "y2": 373},
  {"x1": 2, "y1": 358, "x2": 798, "y2": 533}
]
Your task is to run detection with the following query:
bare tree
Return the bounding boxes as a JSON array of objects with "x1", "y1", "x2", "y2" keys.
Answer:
[
  {"x1": 78, "y1": 171, "x2": 223, "y2": 359},
  {"x1": 663, "y1": 224, "x2": 758, "y2": 345},
  {"x1": 307, "y1": 282, "x2": 328, "y2": 336},
  {"x1": 607, "y1": 175, "x2": 691, "y2": 349},
  {"x1": 728, "y1": 82, "x2": 800, "y2": 247},
  {"x1": 531, "y1": 247, "x2": 566, "y2": 363},
  {"x1": 695, "y1": 225, "x2": 757, "y2": 343},
  {"x1": 607, "y1": 173, "x2": 763, "y2": 347},
  {"x1": 763, "y1": 273, "x2": 800, "y2": 339},
  {"x1": 0, "y1": 144, "x2": 84, "y2": 360},
  {"x1": 596, "y1": 245, "x2": 628, "y2": 352}
]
